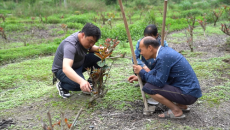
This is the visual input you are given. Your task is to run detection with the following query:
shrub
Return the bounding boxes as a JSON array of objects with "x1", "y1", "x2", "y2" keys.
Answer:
[
  {"x1": 144, "y1": 10, "x2": 156, "y2": 24},
  {"x1": 66, "y1": 22, "x2": 84, "y2": 29},
  {"x1": 180, "y1": 9, "x2": 203, "y2": 18},
  {"x1": 105, "y1": 0, "x2": 117, "y2": 5},
  {"x1": 2, "y1": 1, "x2": 17, "y2": 10},
  {"x1": 179, "y1": 1, "x2": 192, "y2": 10},
  {"x1": 194, "y1": 1, "x2": 210, "y2": 9},
  {"x1": 100, "y1": 21, "x2": 147, "y2": 42},
  {"x1": 206, "y1": 12, "x2": 215, "y2": 23},
  {"x1": 1, "y1": 23, "x2": 28, "y2": 32},
  {"x1": 210, "y1": 0, "x2": 220, "y2": 8},
  {"x1": 100, "y1": 23, "x2": 127, "y2": 41},
  {"x1": 221, "y1": 8, "x2": 230, "y2": 21},
  {"x1": 68, "y1": 0, "x2": 106, "y2": 12},
  {"x1": 63, "y1": 15, "x2": 90, "y2": 24},
  {"x1": 47, "y1": 16, "x2": 62, "y2": 24},
  {"x1": 135, "y1": 0, "x2": 147, "y2": 9},
  {"x1": 156, "y1": 17, "x2": 194, "y2": 32},
  {"x1": 129, "y1": 21, "x2": 147, "y2": 40},
  {"x1": 0, "y1": 43, "x2": 59, "y2": 64},
  {"x1": 218, "y1": 0, "x2": 230, "y2": 4}
]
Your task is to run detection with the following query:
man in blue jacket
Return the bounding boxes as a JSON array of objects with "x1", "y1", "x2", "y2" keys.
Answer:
[{"x1": 128, "y1": 36, "x2": 202, "y2": 119}]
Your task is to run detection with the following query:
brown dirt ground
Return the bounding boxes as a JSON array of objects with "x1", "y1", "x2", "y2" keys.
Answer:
[{"x1": 1, "y1": 29, "x2": 230, "y2": 130}]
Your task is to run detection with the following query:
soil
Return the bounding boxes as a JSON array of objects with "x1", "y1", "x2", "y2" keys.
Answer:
[{"x1": 1, "y1": 29, "x2": 230, "y2": 130}]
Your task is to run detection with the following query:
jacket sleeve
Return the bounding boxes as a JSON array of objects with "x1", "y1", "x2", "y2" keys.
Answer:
[
  {"x1": 139, "y1": 57, "x2": 171, "y2": 88},
  {"x1": 132, "y1": 39, "x2": 146, "y2": 67}
]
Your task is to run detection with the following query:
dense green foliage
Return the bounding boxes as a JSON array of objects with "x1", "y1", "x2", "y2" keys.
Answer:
[
  {"x1": 0, "y1": 0, "x2": 229, "y2": 64},
  {"x1": 0, "y1": 1, "x2": 230, "y2": 129}
]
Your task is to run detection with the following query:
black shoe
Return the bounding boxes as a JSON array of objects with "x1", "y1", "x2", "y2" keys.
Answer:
[{"x1": 56, "y1": 81, "x2": 70, "y2": 98}]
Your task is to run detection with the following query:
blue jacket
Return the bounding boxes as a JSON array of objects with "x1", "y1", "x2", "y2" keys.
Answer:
[
  {"x1": 139, "y1": 47, "x2": 202, "y2": 98},
  {"x1": 134, "y1": 37, "x2": 168, "y2": 69}
]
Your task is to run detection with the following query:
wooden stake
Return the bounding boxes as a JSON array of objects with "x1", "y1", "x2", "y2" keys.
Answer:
[
  {"x1": 70, "y1": 108, "x2": 83, "y2": 130},
  {"x1": 118, "y1": 0, "x2": 149, "y2": 112},
  {"x1": 60, "y1": 112, "x2": 64, "y2": 130},
  {"x1": 161, "y1": 0, "x2": 168, "y2": 46},
  {"x1": 47, "y1": 112, "x2": 53, "y2": 130}
]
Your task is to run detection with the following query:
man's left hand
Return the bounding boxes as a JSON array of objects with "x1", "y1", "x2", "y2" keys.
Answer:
[
  {"x1": 99, "y1": 46, "x2": 109, "y2": 53},
  {"x1": 133, "y1": 65, "x2": 142, "y2": 74}
]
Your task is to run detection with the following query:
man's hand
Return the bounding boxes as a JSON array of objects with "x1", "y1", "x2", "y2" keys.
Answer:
[
  {"x1": 128, "y1": 75, "x2": 138, "y2": 83},
  {"x1": 79, "y1": 80, "x2": 91, "y2": 92},
  {"x1": 133, "y1": 65, "x2": 142, "y2": 74},
  {"x1": 143, "y1": 66, "x2": 150, "y2": 72},
  {"x1": 99, "y1": 46, "x2": 109, "y2": 53}
]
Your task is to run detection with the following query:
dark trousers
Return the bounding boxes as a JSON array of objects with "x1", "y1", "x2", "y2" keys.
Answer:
[
  {"x1": 142, "y1": 83, "x2": 197, "y2": 105},
  {"x1": 55, "y1": 53, "x2": 100, "y2": 91}
]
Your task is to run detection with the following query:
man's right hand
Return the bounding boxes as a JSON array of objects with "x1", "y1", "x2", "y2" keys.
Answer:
[
  {"x1": 128, "y1": 75, "x2": 138, "y2": 83},
  {"x1": 80, "y1": 80, "x2": 91, "y2": 92}
]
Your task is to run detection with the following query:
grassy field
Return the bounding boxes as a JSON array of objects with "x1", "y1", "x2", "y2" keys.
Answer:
[{"x1": 0, "y1": 0, "x2": 230, "y2": 129}]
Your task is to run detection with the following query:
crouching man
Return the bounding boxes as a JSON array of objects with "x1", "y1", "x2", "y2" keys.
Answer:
[
  {"x1": 52, "y1": 23, "x2": 101, "y2": 98},
  {"x1": 128, "y1": 36, "x2": 202, "y2": 119}
]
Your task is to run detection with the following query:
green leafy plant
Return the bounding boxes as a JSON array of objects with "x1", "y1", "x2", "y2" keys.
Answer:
[{"x1": 86, "y1": 38, "x2": 120, "y2": 103}]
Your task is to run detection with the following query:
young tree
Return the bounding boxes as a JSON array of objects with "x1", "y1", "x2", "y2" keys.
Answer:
[
  {"x1": 164, "y1": 23, "x2": 171, "y2": 40},
  {"x1": 145, "y1": 10, "x2": 156, "y2": 24},
  {"x1": 87, "y1": 38, "x2": 120, "y2": 103},
  {"x1": 197, "y1": 14, "x2": 207, "y2": 37},
  {"x1": 139, "y1": 10, "x2": 144, "y2": 19},
  {"x1": 61, "y1": 24, "x2": 68, "y2": 34},
  {"x1": 93, "y1": 16, "x2": 97, "y2": 23},
  {"x1": 100, "y1": 12, "x2": 107, "y2": 25},
  {"x1": 221, "y1": 24, "x2": 230, "y2": 36},
  {"x1": 212, "y1": 6, "x2": 227, "y2": 26},
  {"x1": 0, "y1": 27, "x2": 7, "y2": 49},
  {"x1": 39, "y1": 15, "x2": 43, "y2": 24},
  {"x1": 31, "y1": 17, "x2": 35, "y2": 24},
  {"x1": 0, "y1": 14, "x2": 5, "y2": 22},
  {"x1": 127, "y1": 12, "x2": 134, "y2": 24},
  {"x1": 107, "y1": 12, "x2": 115, "y2": 28},
  {"x1": 186, "y1": 16, "x2": 196, "y2": 52}
]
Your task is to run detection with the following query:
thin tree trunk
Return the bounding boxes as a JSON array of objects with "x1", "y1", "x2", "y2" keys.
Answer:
[
  {"x1": 64, "y1": 0, "x2": 67, "y2": 8},
  {"x1": 190, "y1": 29, "x2": 194, "y2": 52}
]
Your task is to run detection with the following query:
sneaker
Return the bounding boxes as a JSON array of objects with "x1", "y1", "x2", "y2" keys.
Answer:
[
  {"x1": 147, "y1": 98, "x2": 159, "y2": 105},
  {"x1": 56, "y1": 81, "x2": 70, "y2": 98}
]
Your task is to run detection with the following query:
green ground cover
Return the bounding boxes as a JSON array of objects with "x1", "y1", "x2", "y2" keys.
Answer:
[{"x1": 0, "y1": 0, "x2": 230, "y2": 129}]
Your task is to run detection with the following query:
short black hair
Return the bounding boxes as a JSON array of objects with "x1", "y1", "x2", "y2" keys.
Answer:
[
  {"x1": 143, "y1": 24, "x2": 158, "y2": 37},
  {"x1": 81, "y1": 23, "x2": 101, "y2": 42},
  {"x1": 143, "y1": 37, "x2": 160, "y2": 48}
]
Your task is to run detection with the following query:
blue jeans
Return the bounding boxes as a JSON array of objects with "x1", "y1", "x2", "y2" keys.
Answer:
[{"x1": 55, "y1": 53, "x2": 101, "y2": 91}]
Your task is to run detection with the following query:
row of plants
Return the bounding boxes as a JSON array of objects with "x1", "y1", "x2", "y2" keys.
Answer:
[{"x1": 0, "y1": 0, "x2": 229, "y2": 64}]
